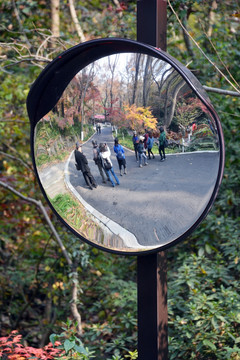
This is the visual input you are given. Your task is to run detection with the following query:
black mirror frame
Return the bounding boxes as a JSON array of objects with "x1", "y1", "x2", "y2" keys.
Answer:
[{"x1": 27, "y1": 37, "x2": 225, "y2": 256}]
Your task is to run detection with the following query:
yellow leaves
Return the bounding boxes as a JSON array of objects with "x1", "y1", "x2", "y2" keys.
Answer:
[
  {"x1": 231, "y1": 12, "x2": 240, "y2": 18},
  {"x1": 234, "y1": 257, "x2": 239, "y2": 264},
  {"x1": 200, "y1": 268, "x2": 207, "y2": 275},
  {"x1": 53, "y1": 295, "x2": 59, "y2": 305},
  {"x1": 60, "y1": 260, "x2": 65, "y2": 267},
  {"x1": 52, "y1": 281, "x2": 64, "y2": 290},
  {"x1": 45, "y1": 265, "x2": 51, "y2": 272},
  {"x1": 3, "y1": 160, "x2": 14, "y2": 175},
  {"x1": 124, "y1": 104, "x2": 157, "y2": 131},
  {"x1": 90, "y1": 269, "x2": 102, "y2": 277}
]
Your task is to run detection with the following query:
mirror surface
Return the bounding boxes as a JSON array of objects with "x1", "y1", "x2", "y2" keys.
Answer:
[{"x1": 34, "y1": 52, "x2": 220, "y2": 252}]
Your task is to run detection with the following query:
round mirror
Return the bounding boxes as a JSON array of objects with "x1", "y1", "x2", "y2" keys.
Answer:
[{"x1": 27, "y1": 38, "x2": 224, "y2": 255}]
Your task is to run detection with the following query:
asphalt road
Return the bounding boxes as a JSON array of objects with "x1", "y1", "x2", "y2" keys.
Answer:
[{"x1": 67, "y1": 126, "x2": 220, "y2": 248}]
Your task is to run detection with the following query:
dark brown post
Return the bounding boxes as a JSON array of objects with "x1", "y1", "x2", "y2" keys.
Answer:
[
  {"x1": 137, "y1": 0, "x2": 167, "y2": 50},
  {"x1": 137, "y1": 1, "x2": 168, "y2": 359}
]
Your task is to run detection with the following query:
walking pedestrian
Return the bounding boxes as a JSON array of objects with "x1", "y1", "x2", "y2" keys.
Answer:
[
  {"x1": 92, "y1": 140, "x2": 108, "y2": 183},
  {"x1": 132, "y1": 130, "x2": 139, "y2": 161},
  {"x1": 158, "y1": 127, "x2": 166, "y2": 161},
  {"x1": 146, "y1": 132, "x2": 155, "y2": 160},
  {"x1": 138, "y1": 136, "x2": 148, "y2": 168},
  {"x1": 143, "y1": 129, "x2": 149, "y2": 150},
  {"x1": 99, "y1": 143, "x2": 120, "y2": 187},
  {"x1": 75, "y1": 142, "x2": 97, "y2": 190},
  {"x1": 114, "y1": 138, "x2": 127, "y2": 176}
]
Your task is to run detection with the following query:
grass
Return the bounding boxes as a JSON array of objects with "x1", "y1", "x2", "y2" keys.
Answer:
[{"x1": 51, "y1": 193, "x2": 104, "y2": 243}]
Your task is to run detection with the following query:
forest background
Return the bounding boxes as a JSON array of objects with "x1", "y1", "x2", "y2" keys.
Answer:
[{"x1": 0, "y1": 1, "x2": 239, "y2": 359}]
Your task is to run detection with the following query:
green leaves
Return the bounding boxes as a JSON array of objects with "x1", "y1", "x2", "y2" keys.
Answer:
[
  {"x1": 49, "y1": 320, "x2": 93, "y2": 359},
  {"x1": 1, "y1": 1, "x2": 239, "y2": 359},
  {"x1": 64, "y1": 339, "x2": 77, "y2": 353}
]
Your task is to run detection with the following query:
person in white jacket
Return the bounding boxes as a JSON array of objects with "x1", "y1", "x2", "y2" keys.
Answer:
[{"x1": 99, "y1": 143, "x2": 120, "y2": 187}]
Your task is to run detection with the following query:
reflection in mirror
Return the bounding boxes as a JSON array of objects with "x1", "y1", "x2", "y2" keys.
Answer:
[{"x1": 34, "y1": 52, "x2": 220, "y2": 252}]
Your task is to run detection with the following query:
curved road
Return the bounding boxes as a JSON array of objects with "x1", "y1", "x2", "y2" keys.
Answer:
[{"x1": 67, "y1": 126, "x2": 219, "y2": 248}]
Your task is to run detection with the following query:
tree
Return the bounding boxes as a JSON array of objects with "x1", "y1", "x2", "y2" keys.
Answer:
[
  {"x1": 51, "y1": 0, "x2": 60, "y2": 39},
  {"x1": 130, "y1": 53, "x2": 141, "y2": 105},
  {"x1": 124, "y1": 104, "x2": 157, "y2": 132},
  {"x1": 0, "y1": 1, "x2": 240, "y2": 358}
]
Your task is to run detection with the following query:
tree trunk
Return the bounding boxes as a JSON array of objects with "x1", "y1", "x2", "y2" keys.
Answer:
[
  {"x1": 207, "y1": 0, "x2": 218, "y2": 37},
  {"x1": 143, "y1": 56, "x2": 152, "y2": 107},
  {"x1": 51, "y1": 0, "x2": 60, "y2": 37},
  {"x1": 131, "y1": 53, "x2": 141, "y2": 105},
  {"x1": 68, "y1": 0, "x2": 86, "y2": 42},
  {"x1": 163, "y1": 75, "x2": 185, "y2": 127},
  {"x1": 182, "y1": 14, "x2": 195, "y2": 59}
]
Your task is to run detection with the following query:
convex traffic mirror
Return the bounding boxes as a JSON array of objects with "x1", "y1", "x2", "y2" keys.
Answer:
[{"x1": 27, "y1": 38, "x2": 224, "y2": 255}]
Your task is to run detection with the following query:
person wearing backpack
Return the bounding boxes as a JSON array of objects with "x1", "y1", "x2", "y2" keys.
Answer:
[
  {"x1": 113, "y1": 138, "x2": 127, "y2": 176},
  {"x1": 92, "y1": 140, "x2": 108, "y2": 183},
  {"x1": 137, "y1": 136, "x2": 148, "y2": 168},
  {"x1": 158, "y1": 126, "x2": 166, "y2": 161},
  {"x1": 99, "y1": 143, "x2": 120, "y2": 187}
]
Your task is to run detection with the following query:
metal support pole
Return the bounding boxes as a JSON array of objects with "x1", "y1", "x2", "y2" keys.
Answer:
[
  {"x1": 137, "y1": 0, "x2": 168, "y2": 359},
  {"x1": 137, "y1": 0, "x2": 167, "y2": 50},
  {"x1": 137, "y1": 253, "x2": 168, "y2": 360}
]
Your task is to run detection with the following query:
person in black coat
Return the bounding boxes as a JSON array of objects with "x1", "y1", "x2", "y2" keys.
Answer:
[{"x1": 75, "y1": 142, "x2": 97, "y2": 190}]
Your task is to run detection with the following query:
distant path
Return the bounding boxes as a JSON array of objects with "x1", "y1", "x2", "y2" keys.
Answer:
[{"x1": 68, "y1": 126, "x2": 219, "y2": 247}]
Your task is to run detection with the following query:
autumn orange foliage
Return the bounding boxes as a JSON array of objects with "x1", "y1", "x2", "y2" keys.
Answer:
[{"x1": 0, "y1": 331, "x2": 62, "y2": 360}]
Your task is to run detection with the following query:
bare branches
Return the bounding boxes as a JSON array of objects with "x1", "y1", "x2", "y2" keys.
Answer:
[
  {"x1": 0, "y1": 27, "x2": 73, "y2": 71},
  {"x1": 203, "y1": 86, "x2": 240, "y2": 97},
  {"x1": 0, "y1": 179, "x2": 84, "y2": 334},
  {"x1": 0, "y1": 151, "x2": 33, "y2": 172},
  {"x1": 167, "y1": 0, "x2": 240, "y2": 95},
  {"x1": 0, "y1": 118, "x2": 28, "y2": 123},
  {"x1": 199, "y1": 20, "x2": 240, "y2": 91},
  {"x1": 0, "y1": 180, "x2": 72, "y2": 266},
  {"x1": 68, "y1": 0, "x2": 86, "y2": 42},
  {"x1": 12, "y1": 0, "x2": 32, "y2": 49},
  {"x1": 112, "y1": 0, "x2": 123, "y2": 17}
]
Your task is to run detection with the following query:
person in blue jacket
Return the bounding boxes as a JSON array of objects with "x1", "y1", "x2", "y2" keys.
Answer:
[
  {"x1": 132, "y1": 130, "x2": 139, "y2": 161},
  {"x1": 146, "y1": 132, "x2": 155, "y2": 160},
  {"x1": 114, "y1": 138, "x2": 127, "y2": 176}
]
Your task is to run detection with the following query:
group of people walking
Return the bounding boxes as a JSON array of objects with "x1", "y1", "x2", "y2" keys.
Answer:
[
  {"x1": 75, "y1": 140, "x2": 120, "y2": 189},
  {"x1": 132, "y1": 127, "x2": 167, "y2": 167},
  {"x1": 74, "y1": 126, "x2": 167, "y2": 190}
]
